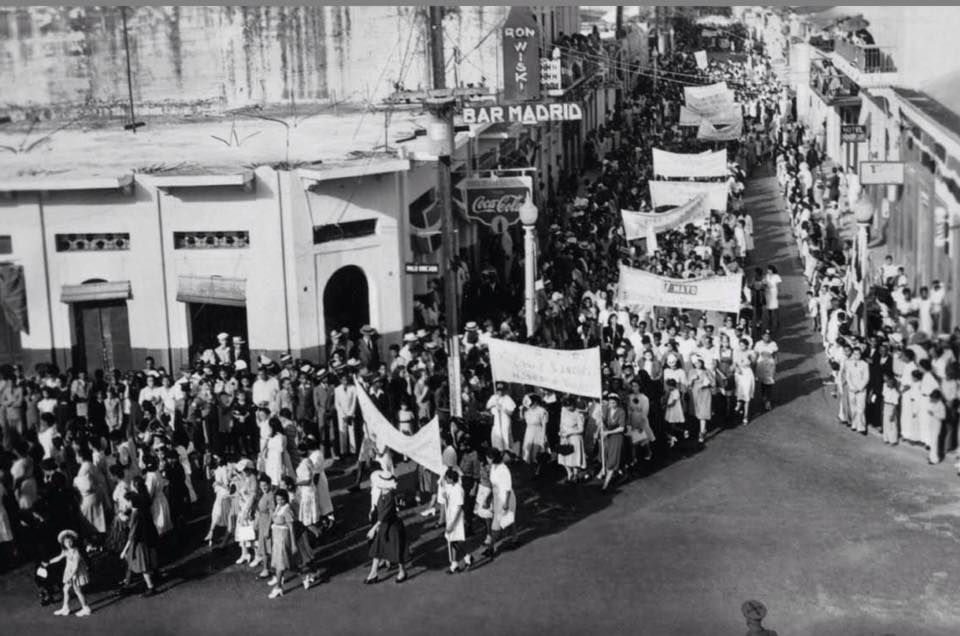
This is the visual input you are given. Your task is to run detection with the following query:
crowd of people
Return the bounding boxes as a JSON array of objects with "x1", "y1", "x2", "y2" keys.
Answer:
[
  {"x1": 781, "y1": 149, "x2": 960, "y2": 465},
  {"x1": 0, "y1": 38, "x2": 803, "y2": 615}
]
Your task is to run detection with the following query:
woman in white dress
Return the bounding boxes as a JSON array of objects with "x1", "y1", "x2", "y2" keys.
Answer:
[
  {"x1": 753, "y1": 330, "x2": 779, "y2": 411},
  {"x1": 261, "y1": 418, "x2": 291, "y2": 487},
  {"x1": 486, "y1": 448, "x2": 516, "y2": 558},
  {"x1": 440, "y1": 468, "x2": 470, "y2": 574},
  {"x1": 900, "y1": 369, "x2": 924, "y2": 444},
  {"x1": 203, "y1": 455, "x2": 234, "y2": 544},
  {"x1": 734, "y1": 361, "x2": 756, "y2": 425},
  {"x1": 557, "y1": 397, "x2": 586, "y2": 482},
  {"x1": 143, "y1": 456, "x2": 173, "y2": 536},
  {"x1": 294, "y1": 449, "x2": 320, "y2": 530},
  {"x1": 74, "y1": 449, "x2": 107, "y2": 537}
]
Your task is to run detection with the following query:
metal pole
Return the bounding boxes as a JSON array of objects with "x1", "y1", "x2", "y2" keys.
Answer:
[
  {"x1": 653, "y1": 5, "x2": 659, "y2": 93},
  {"x1": 523, "y1": 224, "x2": 537, "y2": 337},
  {"x1": 37, "y1": 194, "x2": 57, "y2": 367},
  {"x1": 154, "y1": 190, "x2": 174, "y2": 372},
  {"x1": 429, "y1": 6, "x2": 446, "y2": 90},
  {"x1": 121, "y1": 6, "x2": 137, "y2": 133}
]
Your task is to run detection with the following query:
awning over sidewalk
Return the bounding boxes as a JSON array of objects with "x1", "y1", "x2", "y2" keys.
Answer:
[
  {"x1": 176, "y1": 275, "x2": 246, "y2": 307},
  {"x1": 61, "y1": 280, "x2": 131, "y2": 303}
]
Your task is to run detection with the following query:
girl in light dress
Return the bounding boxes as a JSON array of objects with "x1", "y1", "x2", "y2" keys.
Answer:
[
  {"x1": 203, "y1": 455, "x2": 234, "y2": 545},
  {"x1": 267, "y1": 488, "x2": 297, "y2": 599},
  {"x1": 233, "y1": 460, "x2": 259, "y2": 565},
  {"x1": 688, "y1": 357, "x2": 714, "y2": 444},
  {"x1": 440, "y1": 468, "x2": 471, "y2": 574},
  {"x1": 753, "y1": 330, "x2": 779, "y2": 411},
  {"x1": 143, "y1": 456, "x2": 173, "y2": 537},
  {"x1": 43, "y1": 530, "x2": 92, "y2": 617},
  {"x1": 664, "y1": 378, "x2": 686, "y2": 447},
  {"x1": 557, "y1": 396, "x2": 586, "y2": 482},
  {"x1": 262, "y1": 418, "x2": 292, "y2": 487}
]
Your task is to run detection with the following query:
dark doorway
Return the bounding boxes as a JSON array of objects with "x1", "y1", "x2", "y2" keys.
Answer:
[
  {"x1": 188, "y1": 303, "x2": 248, "y2": 361},
  {"x1": 323, "y1": 265, "x2": 369, "y2": 338},
  {"x1": 73, "y1": 302, "x2": 132, "y2": 374}
]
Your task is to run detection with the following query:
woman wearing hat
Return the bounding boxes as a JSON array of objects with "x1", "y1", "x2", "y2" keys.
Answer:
[
  {"x1": 364, "y1": 451, "x2": 407, "y2": 584},
  {"x1": 599, "y1": 393, "x2": 625, "y2": 491},
  {"x1": 42, "y1": 529, "x2": 92, "y2": 616}
]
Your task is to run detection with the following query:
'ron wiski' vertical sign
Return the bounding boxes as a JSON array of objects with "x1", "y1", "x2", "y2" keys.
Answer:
[{"x1": 502, "y1": 6, "x2": 541, "y2": 102}]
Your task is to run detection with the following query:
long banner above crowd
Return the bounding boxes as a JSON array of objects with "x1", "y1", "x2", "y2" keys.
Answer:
[
  {"x1": 487, "y1": 338, "x2": 602, "y2": 399},
  {"x1": 697, "y1": 118, "x2": 744, "y2": 142},
  {"x1": 617, "y1": 264, "x2": 743, "y2": 314},
  {"x1": 684, "y1": 81, "x2": 737, "y2": 118},
  {"x1": 680, "y1": 104, "x2": 742, "y2": 128},
  {"x1": 649, "y1": 180, "x2": 729, "y2": 212},
  {"x1": 357, "y1": 386, "x2": 444, "y2": 476},
  {"x1": 652, "y1": 148, "x2": 728, "y2": 179},
  {"x1": 621, "y1": 194, "x2": 708, "y2": 240}
]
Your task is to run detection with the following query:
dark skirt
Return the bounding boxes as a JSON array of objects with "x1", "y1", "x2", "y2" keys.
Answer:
[
  {"x1": 105, "y1": 515, "x2": 130, "y2": 554},
  {"x1": 369, "y1": 519, "x2": 406, "y2": 564},
  {"x1": 126, "y1": 541, "x2": 158, "y2": 574},
  {"x1": 603, "y1": 433, "x2": 623, "y2": 473}
]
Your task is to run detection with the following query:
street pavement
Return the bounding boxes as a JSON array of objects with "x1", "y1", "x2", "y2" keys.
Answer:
[{"x1": 4, "y1": 166, "x2": 960, "y2": 635}]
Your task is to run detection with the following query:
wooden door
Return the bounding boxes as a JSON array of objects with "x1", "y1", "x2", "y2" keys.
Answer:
[{"x1": 75, "y1": 302, "x2": 132, "y2": 374}]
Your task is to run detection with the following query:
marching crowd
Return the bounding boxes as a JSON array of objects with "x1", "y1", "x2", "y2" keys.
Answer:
[
  {"x1": 0, "y1": 42, "x2": 805, "y2": 614},
  {"x1": 781, "y1": 146, "x2": 960, "y2": 465}
]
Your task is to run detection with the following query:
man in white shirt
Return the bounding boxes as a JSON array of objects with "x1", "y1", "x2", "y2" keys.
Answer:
[
  {"x1": 486, "y1": 383, "x2": 516, "y2": 453},
  {"x1": 251, "y1": 366, "x2": 280, "y2": 414}
]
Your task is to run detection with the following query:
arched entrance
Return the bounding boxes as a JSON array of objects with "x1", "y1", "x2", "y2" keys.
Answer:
[{"x1": 323, "y1": 265, "x2": 370, "y2": 340}]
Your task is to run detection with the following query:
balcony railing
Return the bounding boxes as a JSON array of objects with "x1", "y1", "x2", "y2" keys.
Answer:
[
  {"x1": 809, "y1": 64, "x2": 860, "y2": 103},
  {"x1": 834, "y1": 40, "x2": 897, "y2": 73}
]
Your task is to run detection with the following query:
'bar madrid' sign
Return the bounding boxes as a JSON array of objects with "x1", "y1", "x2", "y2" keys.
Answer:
[
  {"x1": 502, "y1": 6, "x2": 540, "y2": 101},
  {"x1": 461, "y1": 102, "x2": 583, "y2": 125},
  {"x1": 459, "y1": 175, "x2": 532, "y2": 227}
]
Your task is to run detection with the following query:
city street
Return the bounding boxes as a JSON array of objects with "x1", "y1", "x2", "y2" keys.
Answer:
[{"x1": 3, "y1": 166, "x2": 959, "y2": 636}]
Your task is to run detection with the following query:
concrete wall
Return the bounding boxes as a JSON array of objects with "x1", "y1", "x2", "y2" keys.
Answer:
[
  {"x1": 0, "y1": 6, "x2": 509, "y2": 120},
  {"x1": 858, "y1": 6, "x2": 960, "y2": 89}
]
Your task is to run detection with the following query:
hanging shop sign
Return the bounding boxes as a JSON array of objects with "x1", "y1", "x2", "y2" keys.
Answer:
[
  {"x1": 859, "y1": 161, "x2": 905, "y2": 185},
  {"x1": 502, "y1": 6, "x2": 541, "y2": 102},
  {"x1": 459, "y1": 175, "x2": 533, "y2": 227},
  {"x1": 841, "y1": 124, "x2": 868, "y2": 143},
  {"x1": 404, "y1": 263, "x2": 440, "y2": 275},
  {"x1": 460, "y1": 102, "x2": 583, "y2": 125}
]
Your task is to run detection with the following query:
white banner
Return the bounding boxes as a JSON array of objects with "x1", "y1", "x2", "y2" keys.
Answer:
[
  {"x1": 356, "y1": 387, "x2": 444, "y2": 476},
  {"x1": 621, "y1": 194, "x2": 708, "y2": 240},
  {"x1": 684, "y1": 82, "x2": 737, "y2": 118},
  {"x1": 680, "y1": 104, "x2": 742, "y2": 127},
  {"x1": 695, "y1": 50, "x2": 708, "y2": 69},
  {"x1": 652, "y1": 148, "x2": 728, "y2": 178},
  {"x1": 649, "y1": 180, "x2": 729, "y2": 211},
  {"x1": 617, "y1": 264, "x2": 744, "y2": 314},
  {"x1": 487, "y1": 338, "x2": 602, "y2": 399},
  {"x1": 697, "y1": 118, "x2": 744, "y2": 142}
]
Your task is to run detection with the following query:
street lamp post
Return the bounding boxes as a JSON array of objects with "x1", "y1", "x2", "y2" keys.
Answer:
[
  {"x1": 852, "y1": 184, "x2": 874, "y2": 336},
  {"x1": 519, "y1": 195, "x2": 539, "y2": 338}
]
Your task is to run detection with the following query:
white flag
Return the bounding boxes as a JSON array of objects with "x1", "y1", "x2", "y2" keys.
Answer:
[{"x1": 356, "y1": 386, "x2": 444, "y2": 476}]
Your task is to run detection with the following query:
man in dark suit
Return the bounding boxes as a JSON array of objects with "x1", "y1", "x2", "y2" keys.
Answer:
[
  {"x1": 355, "y1": 325, "x2": 381, "y2": 371},
  {"x1": 867, "y1": 339, "x2": 893, "y2": 431}
]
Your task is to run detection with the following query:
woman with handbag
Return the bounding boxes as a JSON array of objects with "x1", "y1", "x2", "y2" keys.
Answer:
[{"x1": 557, "y1": 396, "x2": 586, "y2": 483}]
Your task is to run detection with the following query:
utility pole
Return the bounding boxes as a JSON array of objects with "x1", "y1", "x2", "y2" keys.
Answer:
[
  {"x1": 615, "y1": 6, "x2": 624, "y2": 39},
  {"x1": 120, "y1": 6, "x2": 138, "y2": 133},
  {"x1": 427, "y1": 6, "x2": 462, "y2": 418},
  {"x1": 653, "y1": 5, "x2": 659, "y2": 93}
]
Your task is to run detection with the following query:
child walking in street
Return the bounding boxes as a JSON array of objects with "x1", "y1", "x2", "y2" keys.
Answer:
[{"x1": 43, "y1": 530, "x2": 92, "y2": 617}]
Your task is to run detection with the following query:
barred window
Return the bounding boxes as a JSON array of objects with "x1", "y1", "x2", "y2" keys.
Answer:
[
  {"x1": 55, "y1": 233, "x2": 130, "y2": 252},
  {"x1": 173, "y1": 231, "x2": 250, "y2": 249}
]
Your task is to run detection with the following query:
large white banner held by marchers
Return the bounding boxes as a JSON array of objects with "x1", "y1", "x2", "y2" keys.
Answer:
[
  {"x1": 617, "y1": 264, "x2": 743, "y2": 314},
  {"x1": 487, "y1": 338, "x2": 602, "y2": 399},
  {"x1": 684, "y1": 82, "x2": 737, "y2": 118},
  {"x1": 357, "y1": 386, "x2": 444, "y2": 476},
  {"x1": 621, "y1": 194, "x2": 708, "y2": 240},
  {"x1": 652, "y1": 148, "x2": 728, "y2": 179},
  {"x1": 697, "y1": 118, "x2": 744, "y2": 142},
  {"x1": 649, "y1": 180, "x2": 729, "y2": 212},
  {"x1": 680, "y1": 104, "x2": 742, "y2": 127}
]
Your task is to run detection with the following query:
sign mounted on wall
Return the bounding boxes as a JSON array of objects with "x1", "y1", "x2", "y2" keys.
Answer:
[
  {"x1": 460, "y1": 102, "x2": 583, "y2": 125},
  {"x1": 540, "y1": 48, "x2": 563, "y2": 96},
  {"x1": 502, "y1": 6, "x2": 541, "y2": 102},
  {"x1": 841, "y1": 124, "x2": 868, "y2": 143},
  {"x1": 860, "y1": 161, "x2": 905, "y2": 185},
  {"x1": 459, "y1": 175, "x2": 533, "y2": 227},
  {"x1": 405, "y1": 263, "x2": 440, "y2": 275}
]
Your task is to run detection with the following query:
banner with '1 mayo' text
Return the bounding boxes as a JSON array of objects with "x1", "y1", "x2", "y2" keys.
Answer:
[
  {"x1": 621, "y1": 194, "x2": 708, "y2": 240},
  {"x1": 617, "y1": 264, "x2": 743, "y2": 314},
  {"x1": 487, "y1": 338, "x2": 602, "y2": 399}
]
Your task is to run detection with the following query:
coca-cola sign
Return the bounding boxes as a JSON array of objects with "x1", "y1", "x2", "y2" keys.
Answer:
[{"x1": 458, "y1": 176, "x2": 532, "y2": 227}]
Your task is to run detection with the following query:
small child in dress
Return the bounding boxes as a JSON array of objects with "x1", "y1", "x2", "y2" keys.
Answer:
[{"x1": 43, "y1": 530, "x2": 92, "y2": 617}]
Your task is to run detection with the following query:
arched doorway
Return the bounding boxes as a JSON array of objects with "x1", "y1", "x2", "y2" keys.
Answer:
[{"x1": 323, "y1": 265, "x2": 370, "y2": 340}]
